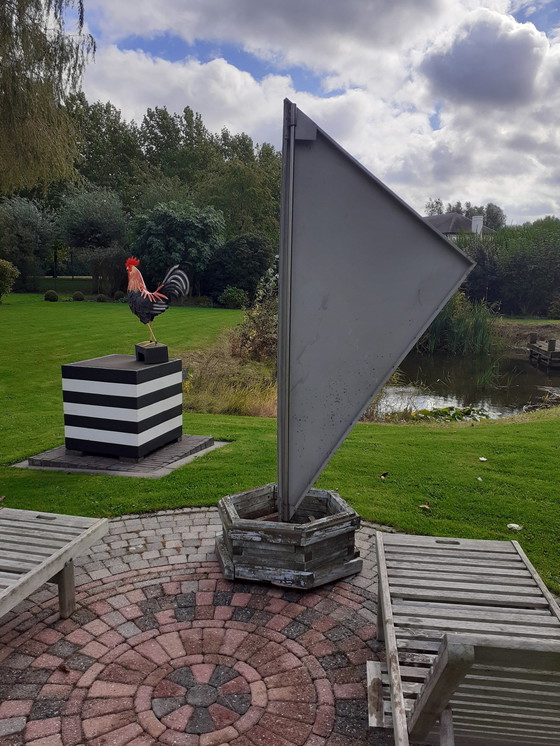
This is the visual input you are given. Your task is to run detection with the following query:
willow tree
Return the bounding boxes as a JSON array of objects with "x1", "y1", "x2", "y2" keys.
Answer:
[{"x1": 0, "y1": 0, "x2": 95, "y2": 193}]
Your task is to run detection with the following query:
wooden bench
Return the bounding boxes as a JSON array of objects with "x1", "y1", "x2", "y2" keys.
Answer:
[
  {"x1": 0, "y1": 508, "x2": 108, "y2": 620},
  {"x1": 368, "y1": 531, "x2": 560, "y2": 745}
]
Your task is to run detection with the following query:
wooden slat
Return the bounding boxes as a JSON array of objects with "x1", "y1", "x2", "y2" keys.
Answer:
[
  {"x1": 393, "y1": 603, "x2": 556, "y2": 626},
  {"x1": 376, "y1": 533, "x2": 410, "y2": 746},
  {"x1": 392, "y1": 599, "x2": 552, "y2": 616},
  {"x1": 381, "y1": 534, "x2": 515, "y2": 552},
  {"x1": 389, "y1": 577, "x2": 542, "y2": 595},
  {"x1": 387, "y1": 564, "x2": 532, "y2": 580},
  {"x1": 394, "y1": 616, "x2": 560, "y2": 639},
  {"x1": 366, "y1": 661, "x2": 384, "y2": 727},
  {"x1": 390, "y1": 587, "x2": 550, "y2": 607}
]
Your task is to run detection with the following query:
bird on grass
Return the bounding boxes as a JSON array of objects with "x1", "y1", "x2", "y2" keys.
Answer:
[{"x1": 125, "y1": 257, "x2": 190, "y2": 342}]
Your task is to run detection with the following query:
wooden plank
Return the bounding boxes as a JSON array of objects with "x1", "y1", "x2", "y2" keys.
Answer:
[
  {"x1": 381, "y1": 534, "x2": 515, "y2": 552},
  {"x1": 392, "y1": 599, "x2": 552, "y2": 616},
  {"x1": 386, "y1": 560, "x2": 530, "y2": 577},
  {"x1": 376, "y1": 533, "x2": 410, "y2": 746},
  {"x1": 393, "y1": 616, "x2": 560, "y2": 639},
  {"x1": 389, "y1": 577, "x2": 542, "y2": 595},
  {"x1": 389, "y1": 587, "x2": 550, "y2": 607},
  {"x1": 512, "y1": 540, "x2": 560, "y2": 623},
  {"x1": 388, "y1": 569, "x2": 536, "y2": 587},
  {"x1": 366, "y1": 661, "x2": 384, "y2": 727},
  {"x1": 407, "y1": 636, "x2": 474, "y2": 742},
  {"x1": 393, "y1": 604, "x2": 556, "y2": 626},
  {"x1": 0, "y1": 546, "x2": 62, "y2": 562}
]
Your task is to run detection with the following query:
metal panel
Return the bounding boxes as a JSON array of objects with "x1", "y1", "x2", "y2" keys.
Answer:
[{"x1": 277, "y1": 100, "x2": 474, "y2": 520}]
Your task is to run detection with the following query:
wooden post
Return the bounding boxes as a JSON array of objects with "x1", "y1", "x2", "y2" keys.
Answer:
[
  {"x1": 54, "y1": 560, "x2": 75, "y2": 618},
  {"x1": 439, "y1": 708, "x2": 455, "y2": 746},
  {"x1": 548, "y1": 339, "x2": 556, "y2": 351}
]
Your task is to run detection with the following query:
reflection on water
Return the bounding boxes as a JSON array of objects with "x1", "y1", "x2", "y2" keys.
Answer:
[{"x1": 378, "y1": 350, "x2": 560, "y2": 418}]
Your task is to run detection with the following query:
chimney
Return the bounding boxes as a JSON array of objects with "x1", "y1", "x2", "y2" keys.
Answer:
[{"x1": 472, "y1": 215, "x2": 483, "y2": 235}]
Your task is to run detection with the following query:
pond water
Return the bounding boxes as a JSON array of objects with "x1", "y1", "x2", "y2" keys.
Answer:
[{"x1": 377, "y1": 349, "x2": 560, "y2": 418}]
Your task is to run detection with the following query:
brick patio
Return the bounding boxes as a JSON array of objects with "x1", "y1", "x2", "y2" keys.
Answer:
[{"x1": 0, "y1": 507, "x2": 393, "y2": 746}]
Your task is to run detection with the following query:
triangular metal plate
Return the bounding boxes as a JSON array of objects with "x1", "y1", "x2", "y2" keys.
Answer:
[{"x1": 277, "y1": 100, "x2": 474, "y2": 519}]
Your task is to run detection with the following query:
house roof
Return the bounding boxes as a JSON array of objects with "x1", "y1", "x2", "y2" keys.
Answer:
[{"x1": 423, "y1": 212, "x2": 495, "y2": 235}]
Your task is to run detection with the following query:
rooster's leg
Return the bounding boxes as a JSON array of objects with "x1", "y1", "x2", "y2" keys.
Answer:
[{"x1": 147, "y1": 322, "x2": 157, "y2": 343}]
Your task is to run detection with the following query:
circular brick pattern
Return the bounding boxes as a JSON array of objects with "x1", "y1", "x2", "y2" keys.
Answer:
[
  {"x1": 149, "y1": 663, "x2": 251, "y2": 734},
  {"x1": 0, "y1": 510, "x2": 381, "y2": 745}
]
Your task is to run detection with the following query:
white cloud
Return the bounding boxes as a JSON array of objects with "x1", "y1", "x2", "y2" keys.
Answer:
[{"x1": 81, "y1": 0, "x2": 560, "y2": 224}]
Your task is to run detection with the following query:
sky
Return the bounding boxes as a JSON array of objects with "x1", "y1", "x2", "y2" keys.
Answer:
[{"x1": 80, "y1": 0, "x2": 560, "y2": 225}]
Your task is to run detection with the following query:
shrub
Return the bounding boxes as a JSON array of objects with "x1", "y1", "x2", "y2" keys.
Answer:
[
  {"x1": 0, "y1": 259, "x2": 19, "y2": 301},
  {"x1": 72, "y1": 291, "x2": 85, "y2": 302},
  {"x1": 218, "y1": 286, "x2": 249, "y2": 309},
  {"x1": 548, "y1": 295, "x2": 560, "y2": 319},
  {"x1": 44, "y1": 290, "x2": 58, "y2": 302},
  {"x1": 237, "y1": 260, "x2": 278, "y2": 362},
  {"x1": 113, "y1": 290, "x2": 125, "y2": 301},
  {"x1": 96, "y1": 293, "x2": 108, "y2": 302}
]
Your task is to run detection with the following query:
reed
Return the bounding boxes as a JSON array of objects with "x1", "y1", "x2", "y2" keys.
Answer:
[{"x1": 418, "y1": 292, "x2": 497, "y2": 356}]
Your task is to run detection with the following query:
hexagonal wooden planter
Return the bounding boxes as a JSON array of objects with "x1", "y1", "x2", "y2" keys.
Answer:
[{"x1": 215, "y1": 483, "x2": 362, "y2": 589}]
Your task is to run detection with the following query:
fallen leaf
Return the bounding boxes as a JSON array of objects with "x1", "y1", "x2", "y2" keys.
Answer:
[
  {"x1": 380, "y1": 471, "x2": 389, "y2": 479},
  {"x1": 507, "y1": 523, "x2": 523, "y2": 531},
  {"x1": 419, "y1": 500, "x2": 431, "y2": 510},
  {"x1": 479, "y1": 457, "x2": 487, "y2": 462},
  {"x1": 477, "y1": 477, "x2": 483, "y2": 482}
]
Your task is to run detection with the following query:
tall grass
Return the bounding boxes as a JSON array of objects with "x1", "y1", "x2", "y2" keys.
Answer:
[
  {"x1": 183, "y1": 331, "x2": 277, "y2": 417},
  {"x1": 419, "y1": 292, "x2": 497, "y2": 356}
]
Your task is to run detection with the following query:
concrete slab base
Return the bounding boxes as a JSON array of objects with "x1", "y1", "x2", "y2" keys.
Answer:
[{"x1": 14, "y1": 435, "x2": 226, "y2": 479}]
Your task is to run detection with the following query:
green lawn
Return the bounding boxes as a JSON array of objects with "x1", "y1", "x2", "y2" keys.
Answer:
[{"x1": 1, "y1": 295, "x2": 560, "y2": 594}]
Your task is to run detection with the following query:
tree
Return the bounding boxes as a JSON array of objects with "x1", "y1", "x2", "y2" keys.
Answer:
[
  {"x1": 57, "y1": 188, "x2": 128, "y2": 294},
  {"x1": 203, "y1": 234, "x2": 275, "y2": 302},
  {"x1": 0, "y1": 0, "x2": 95, "y2": 193},
  {"x1": 0, "y1": 196, "x2": 55, "y2": 289},
  {"x1": 132, "y1": 201, "x2": 225, "y2": 294},
  {"x1": 426, "y1": 198, "x2": 507, "y2": 230},
  {"x1": 0, "y1": 259, "x2": 20, "y2": 301},
  {"x1": 66, "y1": 93, "x2": 147, "y2": 209},
  {"x1": 425, "y1": 198, "x2": 443, "y2": 215}
]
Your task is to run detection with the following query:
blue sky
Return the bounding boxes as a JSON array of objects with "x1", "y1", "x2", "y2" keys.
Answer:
[{"x1": 82, "y1": 0, "x2": 560, "y2": 224}]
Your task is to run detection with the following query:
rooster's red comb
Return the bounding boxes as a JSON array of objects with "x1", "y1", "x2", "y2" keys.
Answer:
[{"x1": 125, "y1": 257, "x2": 140, "y2": 269}]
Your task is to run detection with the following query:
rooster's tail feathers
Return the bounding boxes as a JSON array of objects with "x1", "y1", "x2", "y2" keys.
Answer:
[{"x1": 160, "y1": 265, "x2": 190, "y2": 299}]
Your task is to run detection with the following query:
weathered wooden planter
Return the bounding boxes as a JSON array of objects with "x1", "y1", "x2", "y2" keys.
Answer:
[{"x1": 216, "y1": 483, "x2": 362, "y2": 589}]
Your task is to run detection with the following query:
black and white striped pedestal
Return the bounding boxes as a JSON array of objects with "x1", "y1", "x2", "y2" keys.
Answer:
[{"x1": 62, "y1": 354, "x2": 183, "y2": 459}]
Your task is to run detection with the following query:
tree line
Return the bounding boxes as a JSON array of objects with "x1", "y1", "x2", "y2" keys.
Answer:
[{"x1": 0, "y1": 95, "x2": 281, "y2": 305}]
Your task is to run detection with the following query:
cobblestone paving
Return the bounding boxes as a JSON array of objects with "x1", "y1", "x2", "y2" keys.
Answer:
[{"x1": 0, "y1": 508, "x2": 392, "y2": 746}]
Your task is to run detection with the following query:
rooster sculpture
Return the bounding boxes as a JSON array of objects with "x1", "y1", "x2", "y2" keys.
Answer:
[{"x1": 125, "y1": 257, "x2": 190, "y2": 342}]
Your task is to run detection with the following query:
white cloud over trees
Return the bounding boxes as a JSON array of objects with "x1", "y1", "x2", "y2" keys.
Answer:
[{"x1": 82, "y1": 0, "x2": 560, "y2": 223}]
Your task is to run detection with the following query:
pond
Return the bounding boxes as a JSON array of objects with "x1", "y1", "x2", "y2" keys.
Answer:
[{"x1": 377, "y1": 349, "x2": 560, "y2": 418}]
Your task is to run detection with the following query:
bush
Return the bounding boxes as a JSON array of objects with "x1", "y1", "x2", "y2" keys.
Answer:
[
  {"x1": 44, "y1": 290, "x2": 58, "y2": 302},
  {"x1": 113, "y1": 290, "x2": 125, "y2": 301},
  {"x1": 218, "y1": 286, "x2": 249, "y2": 309},
  {"x1": 0, "y1": 259, "x2": 19, "y2": 301},
  {"x1": 237, "y1": 260, "x2": 278, "y2": 362},
  {"x1": 548, "y1": 295, "x2": 560, "y2": 319},
  {"x1": 96, "y1": 293, "x2": 108, "y2": 302},
  {"x1": 72, "y1": 291, "x2": 85, "y2": 302}
]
